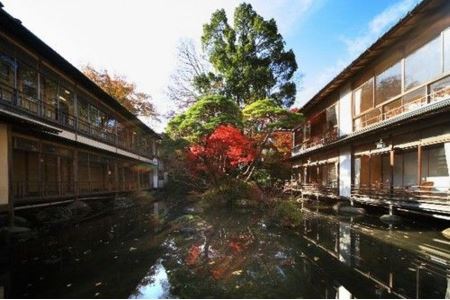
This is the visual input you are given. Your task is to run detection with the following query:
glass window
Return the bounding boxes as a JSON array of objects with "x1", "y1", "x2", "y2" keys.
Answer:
[
  {"x1": 403, "y1": 151, "x2": 417, "y2": 187},
  {"x1": 405, "y1": 36, "x2": 441, "y2": 90},
  {"x1": 40, "y1": 76, "x2": 58, "y2": 105},
  {"x1": 353, "y1": 78, "x2": 373, "y2": 115},
  {"x1": 90, "y1": 105, "x2": 100, "y2": 126},
  {"x1": 326, "y1": 104, "x2": 338, "y2": 129},
  {"x1": 375, "y1": 61, "x2": 401, "y2": 105},
  {"x1": 17, "y1": 62, "x2": 38, "y2": 99},
  {"x1": 0, "y1": 53, "x2": 15, "y2": 86},
  {"x1": 78, "y1": 99, "x2": 89, "y2": 121},
  {"x1": 403, "y1": 86, "x2": 427, "y2": 111},
  {"x1": 445, "y1": 29, "x2": 450, "y2": 73},
  {"x1": 430, "y1": 76, "x2": 450, "y2": 102},
  {"x1": 422, "y1": 145, "x2": 449, "y2": 178},
  {"x1": 58, "y1": 86, "x2": 74, "y2": 114},
  {"x1": 384, "y1": 98, "x2": 402, "y2": 120},
  {"x1": 303, "y1": 122, "x2": 311, "y2": 140},
  {"x1": 294, "y1": 128, "x2": 303, "y2": 146}
]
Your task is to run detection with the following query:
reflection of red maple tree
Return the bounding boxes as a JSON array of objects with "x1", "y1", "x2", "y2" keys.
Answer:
[
  {"x1": 187, "y1": 125, "x2": 255, "y2": 181},
  {"x1": 186, "y1": 244, "x2": 202, "y2": 266}
]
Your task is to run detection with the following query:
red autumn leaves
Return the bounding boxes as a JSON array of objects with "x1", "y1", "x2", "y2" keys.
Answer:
[{"x1": 187, "y1": 124, "x2": 256, "y2": 177}]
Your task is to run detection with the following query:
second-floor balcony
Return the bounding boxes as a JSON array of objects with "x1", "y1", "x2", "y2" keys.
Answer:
[
  {"x1": 292, "y1": 126, "x2": 338, "y2": 156},
  {"x1": 0, "y1": 82, "x2": 157, "y2": 159}
]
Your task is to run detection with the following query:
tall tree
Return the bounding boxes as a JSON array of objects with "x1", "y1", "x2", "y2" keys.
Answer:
[
  {"x1": 82, "y1": 65, "x2": 158, "y2": 119},
  {"x1": 199, "y1": 3, "x2": 298, "y2": 108},
  {"x1": 166, "y1": 39, "x2": 212, "y2": 109}
]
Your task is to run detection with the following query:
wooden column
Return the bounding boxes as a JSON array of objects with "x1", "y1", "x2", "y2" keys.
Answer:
[
  {"x1": 417, "y1": 145, "x2": 422, "y2": 186},
  {"x1": 73, "y1": 150, "x2": 78, "y2": 199},
  {"x1": 390, "y1": 149, "x2": 395, "y2": 198},
  {"x1": 0, "y1": 124, "x2": 13, "y2": 222}
]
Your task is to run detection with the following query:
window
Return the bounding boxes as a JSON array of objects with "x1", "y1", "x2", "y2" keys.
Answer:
[
  {"x1": 58, "y1": 86, "x2": 74, "y2": 114},
  {"x1": 375, "y1": 61, "x2": 401, "y2": 105},
  {"x1": 90, "y1": 105, "x2": 100, "y2": 126},
  {"x1": 445, "y1": 29, "x2": 450, "y2": 73},
  {"x1": 430, "y1": 76, "x2": 450, "y2": 102},
  {"x1": 17, "y1": 62, "x2": 38, "y2": 99},
  {"x1": 405, "y1": 35, "x2": 441, "y2": 90},
  {"x1": 303, "y1": 122, "x2": 311, "y2": 141},
  {"x1": 383, "y1": 98, "x2": 402, "y2": 120},
  {"x1": 403, "y1": 151, "x2": 417, "y2": 187},
  {"x1": 353, "y1": 78, "x2": 373, "y2": 115},
  {"x1": 78, "y1": 99, "x2": 89, "y2": 121},
  {"x1": 403, "y1": 86, "x2": 427, "y2": 111},
  {"x1": 422, "y1": 145, "x2": 449, "y2": 179},
  {"x1": 40, "y1": 76, "x2": 58, "y2": 105},
  {"x1": 326, "y1": 104, "x2": 338, "y2": 130},
  {"x1": 0, "y1": 53, "x2": 14, "y2": 86},
  {"x1": 294, "y1": 128, "x2": 303, "y2": 147}
]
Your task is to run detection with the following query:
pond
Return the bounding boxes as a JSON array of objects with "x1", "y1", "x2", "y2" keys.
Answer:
[{"x1": 1, "y1": 200, "x2": 449, "y2": 298}]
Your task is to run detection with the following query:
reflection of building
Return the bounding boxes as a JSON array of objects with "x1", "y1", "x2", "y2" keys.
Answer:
[
  {"x1": 291, "y1": 0, "x2": 450, "y2": 218},
  {"x1": 0, "y1": 5, "x2": 163, "y2": 213},
  {"x1": 301, "y1": 210, "x2": 449, "y2": 298}
]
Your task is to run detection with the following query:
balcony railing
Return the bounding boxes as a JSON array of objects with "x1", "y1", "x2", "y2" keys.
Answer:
[
  {"x1": 0, "y1": 82, "x2": 154, "y2": 159},
  {"x1": 284, "y1": 181, "x2": 339, "y2": 197},
  {"x1": 13, "y1": 178, "x2": 153, "y2": 202},
  {"x1": 354, "y1": 76, "x2": 450, "y2": 131},
  {"x1": 292, "y1": 127, "x2": 338, "y2": 156},
  {"x1": 351, "y1": 183, "x2": 450, "y2": 203}
]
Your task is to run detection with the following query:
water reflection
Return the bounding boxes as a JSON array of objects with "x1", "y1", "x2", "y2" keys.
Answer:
[
  {"x1": 301, "y1": 208, "x2": 449, "y2": 298},
  {"x1": 1, "y1": 202, "x2": 449, "y2": 298},
  {"x1": 130, "y1": 259, "x2": 171, "y2": 299}
]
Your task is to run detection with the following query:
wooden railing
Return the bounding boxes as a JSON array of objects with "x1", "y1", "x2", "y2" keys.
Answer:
[
  {"x1": 0, "y1": 82, "x2": 154, "y2": 158},
  {"x1": 292, "y1": 127, "x2": 338, "y2": 155},
  {"x1": 13, "y1": 178, "x2": 153, "y2": 202},
  {"x1": 354, "y1": 76, "x2": 450, "y2": 131},
  {"x1": 284, "y1": 181, "x2": 339, "y2": 197},
  {"x1": 351, "y1": 183, "x2": 450, "y2": 203}
]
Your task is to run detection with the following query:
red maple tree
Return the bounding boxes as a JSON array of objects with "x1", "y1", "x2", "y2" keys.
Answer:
[{"x1": 187, "y1": 124, "x2": 255, "y2": 181}]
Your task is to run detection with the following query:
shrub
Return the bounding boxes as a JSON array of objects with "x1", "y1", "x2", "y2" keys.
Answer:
[{"x1": 273, "y1": 200, "x2": 302, "y2": 228}]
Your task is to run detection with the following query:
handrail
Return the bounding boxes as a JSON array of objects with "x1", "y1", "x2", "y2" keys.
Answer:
[
  {"x1": 354, "y1": 76, "x2": 450, "y2": 131},
  {"x1": 0, "y1": 82, "x2": 154, "y2": 158}
]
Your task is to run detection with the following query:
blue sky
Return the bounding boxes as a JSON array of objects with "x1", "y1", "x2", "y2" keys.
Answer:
[{"x1": 1, "y1": 0, "x2": 421, "y2": 132}]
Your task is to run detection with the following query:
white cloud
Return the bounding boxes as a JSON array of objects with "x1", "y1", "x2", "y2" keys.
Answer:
[
  {"x1": 2, "y1": 0, "x2": 316, "y2": 132},
  {"x1": 296, "y1": 0, "x2": 421, "y2": 108}
]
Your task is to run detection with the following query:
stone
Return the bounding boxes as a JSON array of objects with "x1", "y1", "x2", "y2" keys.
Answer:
[
  {"x1": 66, "y1": 201, "x2": 91, "y2": 218},
  {"x1": 380, "y1": 214, "x2": 402, "y2": 224},
  {"x1": 338, "y1": 206, "x2": 366, "y2": 215},
  {"x1": 442, "y1": 228, "x2": 450, "y2": 240}
]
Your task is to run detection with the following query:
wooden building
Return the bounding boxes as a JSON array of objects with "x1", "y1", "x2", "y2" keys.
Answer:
[
  {"x1": 290, "y1": 0, "x2": 450, "y2": 219},
  {"x1": 0, "y1": 3, "x2": 163, "y2": 212}
]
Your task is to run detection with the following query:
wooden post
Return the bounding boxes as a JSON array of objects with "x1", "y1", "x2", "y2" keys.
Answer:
[
  {"x1": 73, "y1": 150, "x2": 78, "y2": 199},
  {"x1": 417, "y1": 145, "x2": 422, "y2": 186},
  {"x1": 390, "y1": 149, "x2": 394, "y2": 198}
]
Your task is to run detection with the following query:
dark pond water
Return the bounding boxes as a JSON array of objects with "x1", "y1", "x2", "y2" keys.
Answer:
[{"x1": 1, "y1": 200, "x2": 449, "y2": 298}]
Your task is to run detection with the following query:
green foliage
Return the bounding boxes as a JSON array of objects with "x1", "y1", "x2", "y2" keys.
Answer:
[
  {"x1": 242, "y1": 99, "x2": 303, "y2": 133},
  {"x1": 274, "y1": 200, "x2": 302, "y2": 227},
  {"x1": 199, "y1": 3, "x2": 298, "y2": 107},
  {"x1": 201, "y1": 179, "x2": 258, "y2": 208},
  {"x1": 166, "y1": 95, "x2": 242, "y2": 143}
]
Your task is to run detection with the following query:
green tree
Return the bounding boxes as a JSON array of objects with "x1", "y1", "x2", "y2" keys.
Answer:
[
  {"x1": 198, "y1": 3, "x2": 298, "y2": 107},
  {"x1": 166, "y1": 94, "x2": 242, "y2": 143},
  {"x1": 241, "y1": 99, "x2": 303, "y2": 180}
]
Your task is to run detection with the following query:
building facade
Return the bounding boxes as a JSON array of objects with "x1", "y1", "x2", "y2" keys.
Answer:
[
  {"x1": 291, "y1": 0, "x2": 450, "y2": 219},
  {"x1": 0, "y1": 4, "x2": 163, "y2": 212}
]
